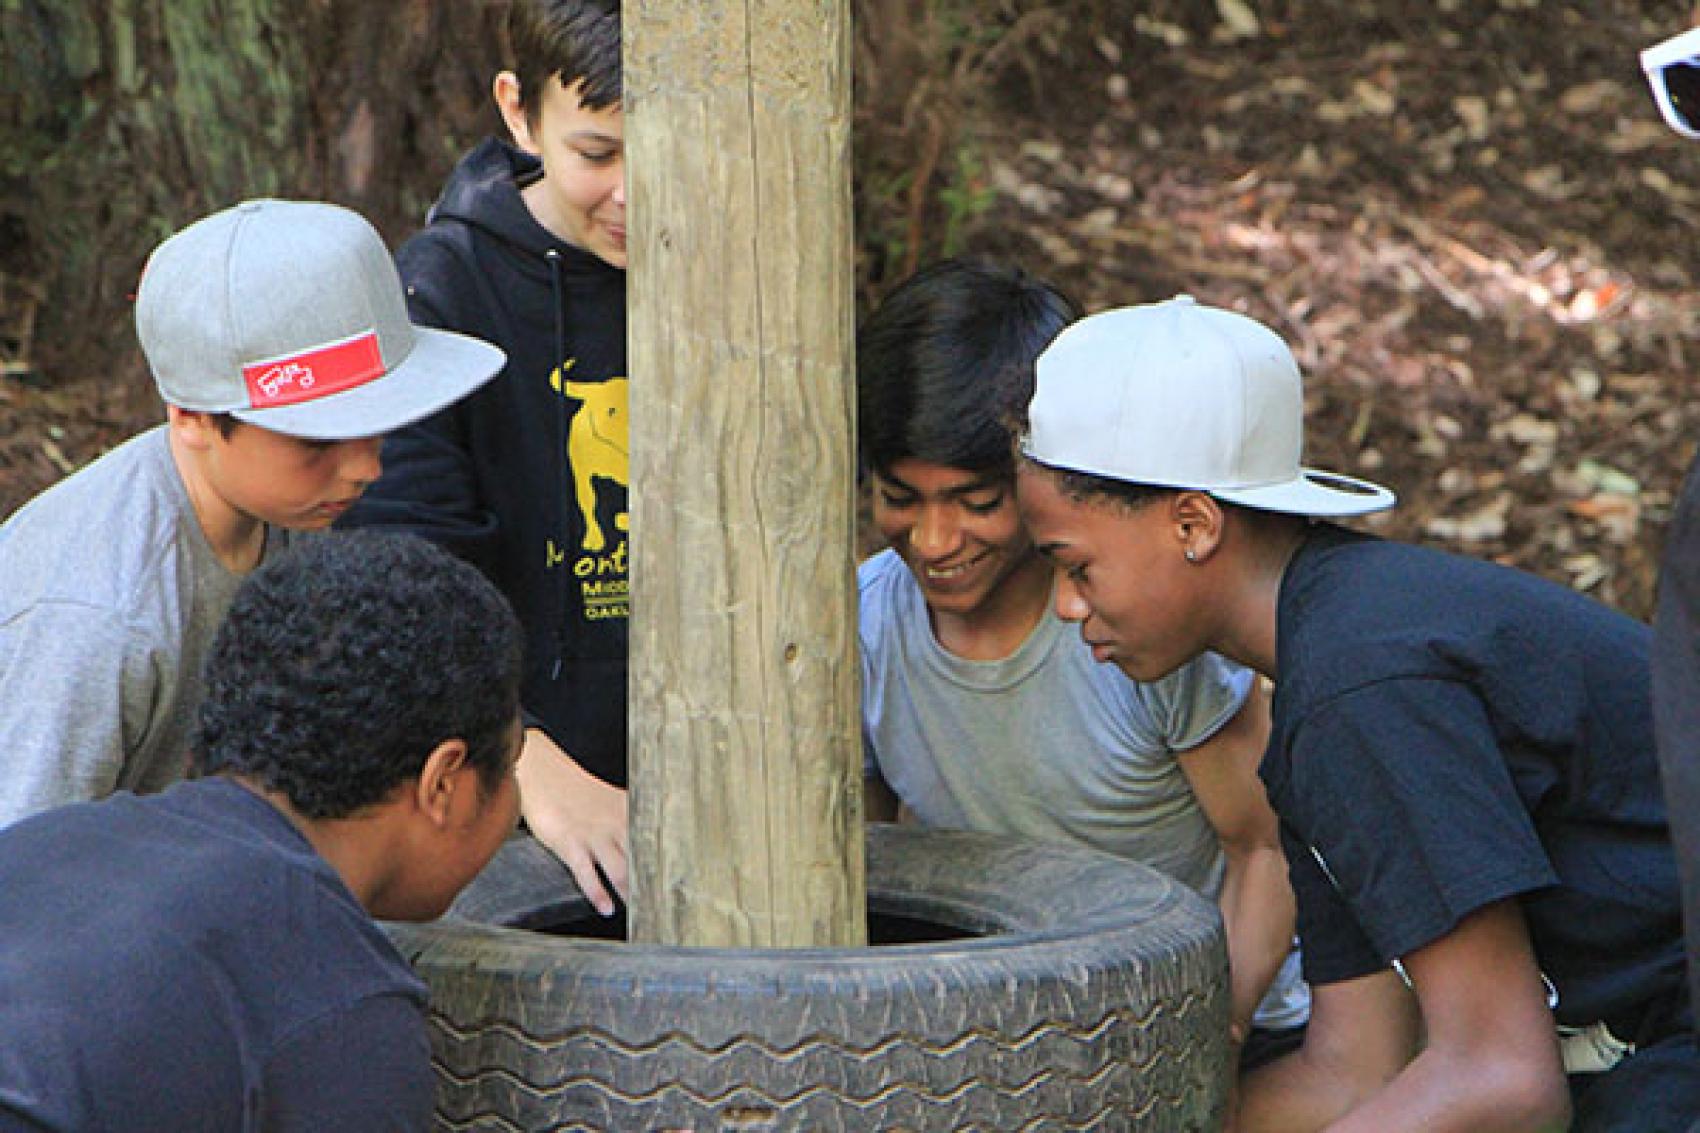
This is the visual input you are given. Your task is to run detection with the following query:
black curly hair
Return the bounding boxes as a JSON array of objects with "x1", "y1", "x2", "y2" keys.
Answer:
[
  {"x1": 194, "y1": 531, "x2": 523, "y2": 820},
  {"x1": 1021, "y1": 459, "x2": 1175, "y2": 515}
]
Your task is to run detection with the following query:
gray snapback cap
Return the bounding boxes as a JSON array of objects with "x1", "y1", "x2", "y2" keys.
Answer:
[
  {"x1": 136, "y1": 199, "x2": 504, "y2": 440},
  {"x1": 1022, "y1": 296, "x2": 1394, "y2": 518}
]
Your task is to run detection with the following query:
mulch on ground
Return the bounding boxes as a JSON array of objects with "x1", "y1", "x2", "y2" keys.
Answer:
[
  {"x1": 967, "y1": 0, "x2": 1700, "y2": 619},
  {"x1": 5, "y1": 0, "x2": 1698, "y2": 620}
]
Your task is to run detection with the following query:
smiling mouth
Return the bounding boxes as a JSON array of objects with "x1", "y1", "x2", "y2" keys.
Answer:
[{"x1": 923, "y1": 551, "x2": 988, "y2": 582}]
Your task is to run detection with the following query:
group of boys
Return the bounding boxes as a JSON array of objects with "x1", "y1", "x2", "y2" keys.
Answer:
[
  {"x1": 1, "y1": 2, "x2": 1698, "y2": 1130},
  {"x1": 0, "y1": 1, "x2": 625, "y2": 1125}
]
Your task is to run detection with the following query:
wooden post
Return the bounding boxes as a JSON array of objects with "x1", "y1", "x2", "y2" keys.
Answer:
[{"x1": 625, "y1": 0, "x2": 865, "y2": 948}]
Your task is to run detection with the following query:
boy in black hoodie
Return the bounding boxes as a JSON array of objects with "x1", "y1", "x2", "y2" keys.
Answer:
[{"x1": 341, "y1": 0, "x2": 629, "y2": 915}]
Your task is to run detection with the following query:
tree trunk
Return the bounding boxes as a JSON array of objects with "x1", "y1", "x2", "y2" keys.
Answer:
[
  {"x1": 1, "y1": 0, "x2": 998, "y2": 389},
  {"x1": 0, "y1": 0, "x2": 505, "y2": 386}
]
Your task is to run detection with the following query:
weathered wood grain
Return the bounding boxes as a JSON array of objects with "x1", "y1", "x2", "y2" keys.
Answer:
[{"x1": 625, "y1": 0, "x2": 865, "y2": 949}]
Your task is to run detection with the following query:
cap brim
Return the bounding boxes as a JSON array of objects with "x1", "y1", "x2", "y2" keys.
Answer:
[
  {"x1": 1210, "y1": 468, "x2": 1396, "y2": 517},
  {"x1": 232, "y1": 327, "x2": 505, "y2": 440}
]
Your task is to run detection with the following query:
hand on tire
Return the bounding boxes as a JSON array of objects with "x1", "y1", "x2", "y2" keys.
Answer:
[{"x1": 514, "y1": 729, "x2": 629, "y2": 916}]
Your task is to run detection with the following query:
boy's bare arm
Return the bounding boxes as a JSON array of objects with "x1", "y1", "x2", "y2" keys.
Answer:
[
  {"x1": 1236, "y1": 967, "x2": 1419, "y2": 1130},
  {"x1": 514, "y1": 728, "x2": 629, "y2": 917},
  {"x1": 1176, "y1": 683, "x2": 1293, "y2": 1043},
  {"x1": 1320, "y1": 901, "x2": 1568, "y2": 1132},
  {"x1": 864, "y1": 771, "x2": 900, "y2": 822},
  {"x1": 1239, "y1": 901, "x2": 1570, "y2": 1132}
]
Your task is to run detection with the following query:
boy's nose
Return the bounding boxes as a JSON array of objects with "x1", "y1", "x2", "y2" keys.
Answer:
[
  {"x1": 340, "y1": 436, "x2": 384, "y2": 484},
  {"x1": 911, "y1": 505, "x2": 960, "y2": 557},
  {"x1": 1054, "y1": 576, "x2": 1089, "y2": 623}
]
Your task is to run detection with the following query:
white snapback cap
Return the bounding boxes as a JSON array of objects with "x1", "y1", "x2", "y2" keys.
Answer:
[{"x1": 1022, "y1": 296, "x2": 1394, "y2": 517}]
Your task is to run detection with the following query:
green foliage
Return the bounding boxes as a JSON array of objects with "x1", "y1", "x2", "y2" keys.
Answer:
[
  {"x1": 936, "y1": 142, "x2": 995, "y2": 258},
  {"x1": 0, "y1": 1, "x2": 101, "y2": 181}
]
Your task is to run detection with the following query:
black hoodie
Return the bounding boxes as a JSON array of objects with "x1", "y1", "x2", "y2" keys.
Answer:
[{"x1": 341, "y1": 138, "x2": 630, "y2": 787}]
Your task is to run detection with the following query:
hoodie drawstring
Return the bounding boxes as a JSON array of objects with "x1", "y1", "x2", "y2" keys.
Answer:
[{"x1": 546, "y1": 247, "x2": 569, "y2": 682}]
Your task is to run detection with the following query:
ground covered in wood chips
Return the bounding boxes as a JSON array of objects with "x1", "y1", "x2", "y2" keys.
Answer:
[
  {"x1": 5, "y1": 0, "x2": 1699, "y2": 620},
  {"x1": 962, "y1": 0, "x2": 1700, "y2": 620}
]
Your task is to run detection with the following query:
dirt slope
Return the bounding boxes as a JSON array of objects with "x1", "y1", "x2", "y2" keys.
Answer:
[
  {"x1": 5, "y1": 1, "x2": 1698, "y2": 619},
  {"x1": 963, "y1": 0, "x2": 1700, "y2": 619}
]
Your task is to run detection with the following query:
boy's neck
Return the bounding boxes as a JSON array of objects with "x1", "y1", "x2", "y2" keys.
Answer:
[
  {"x1": 167, "y1": 427, "x2": 267, "y2": 574},
  {"x1": 929, "y1": 551, "x2": 1055, "y2": 662},
  {"x1": 519, "y1": 180, "x2": 583, "y2": 252},
  {"x1": 1210, "y1": 513, "x2": 1312, "y2": 680},
  {"x1": 235, "y1": 775, "x2": 393, "y2": 914}
]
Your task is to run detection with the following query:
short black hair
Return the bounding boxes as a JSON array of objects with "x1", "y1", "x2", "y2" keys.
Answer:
[
  {"x1": 208, "y1": 412, "x2": 240, "y2": 439},
  {"x1": 506, "y1": 0, "x2": 621, "y2": 118},
  {"x1": 1023, "y1": 458, "x2": 1175, "y2": 514},
  {"x1": 194, "y1": 531, "x2": 523, "y2": 820},
  {"x1": 857, "y1": 258, "x2": 1079, "y2": 482}
]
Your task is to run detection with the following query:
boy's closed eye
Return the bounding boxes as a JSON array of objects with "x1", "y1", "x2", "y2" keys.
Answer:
[{"x1": 1037, "y1": 547, "x2": 1088, "y2": 583}]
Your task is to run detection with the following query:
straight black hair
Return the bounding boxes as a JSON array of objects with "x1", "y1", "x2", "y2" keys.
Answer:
[{"x1": 857, "y1": 258, "x2": 1079, "y2": 482}]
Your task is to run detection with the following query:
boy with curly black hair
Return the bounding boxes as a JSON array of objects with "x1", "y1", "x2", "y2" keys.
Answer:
[
  {"x1": 340, "y1": 0, "x2": 630, "y2": 918},
  {"x1": 0, "y1": 531, "x2": 523, "y2": 1129}
]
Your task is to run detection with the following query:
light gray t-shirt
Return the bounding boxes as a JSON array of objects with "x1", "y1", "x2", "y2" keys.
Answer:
[
  {"x1": 0, "y1": 426, "x2": 289, "y2": 826},
  {"x1": 859, "y1": 548, "x2": 1309, "y2": 1029}
]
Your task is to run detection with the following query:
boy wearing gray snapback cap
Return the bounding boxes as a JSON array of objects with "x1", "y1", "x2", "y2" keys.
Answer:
[
  {"x1": 0, "y1": 199, "x2": 505, "y2": 829},
  {"x1": 1015, "y1": 297, "x2": 1696, "y2": 1130}
]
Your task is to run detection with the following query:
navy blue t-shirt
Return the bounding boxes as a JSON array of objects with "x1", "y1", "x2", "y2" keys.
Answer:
[
  {"x1": 1654, "y1": 452, "x2": 1700, "y2": 1031},
  {"x1": 1261, "y1": 524, "x2": 1686, "y2": 1036},
  {"x1": 0, "y1": 778, "x2": 432, "y2": 1131}
]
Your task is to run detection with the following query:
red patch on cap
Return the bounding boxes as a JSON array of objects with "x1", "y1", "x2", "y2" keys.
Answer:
[{"x1": 242, "y1": 331, "x2": 385, "y2": 409}]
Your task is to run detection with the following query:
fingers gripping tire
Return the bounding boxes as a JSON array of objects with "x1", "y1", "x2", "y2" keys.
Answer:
[{"x1": 386, "y1": 824, "x2": 1231, "y2": 1131}]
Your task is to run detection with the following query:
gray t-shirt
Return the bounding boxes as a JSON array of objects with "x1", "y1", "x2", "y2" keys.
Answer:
[
  {"x1": 859, "y1": 548, "x2": 1309, "y2": 1028},
  {"x1": 0, "y1": 427, "x2": 289, "y2": 826}
]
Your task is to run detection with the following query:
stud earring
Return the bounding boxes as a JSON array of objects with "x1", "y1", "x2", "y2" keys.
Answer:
[{"x1": 1184, "y1": 548, "x2": 1198, "y2": 563}]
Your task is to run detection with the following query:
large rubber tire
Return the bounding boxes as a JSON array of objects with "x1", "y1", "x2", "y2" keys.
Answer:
[{"x1": 386, "y1": 824, "x2": 1229, "y2": 1131}]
